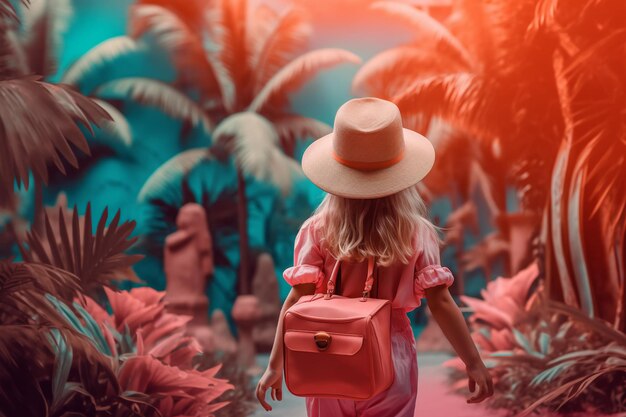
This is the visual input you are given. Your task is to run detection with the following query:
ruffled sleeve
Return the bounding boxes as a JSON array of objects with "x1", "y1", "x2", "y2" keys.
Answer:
[
  {"x1": 282, "y1": 218, "x2": 325, "y2": 287},
  {"x1": 414, "y1": 228, "x2": 454, "y2": 300}
]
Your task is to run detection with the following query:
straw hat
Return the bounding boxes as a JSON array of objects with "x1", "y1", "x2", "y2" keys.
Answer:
[{"x1": 301, "y1": 97, "x2": 435, "y2": 199}]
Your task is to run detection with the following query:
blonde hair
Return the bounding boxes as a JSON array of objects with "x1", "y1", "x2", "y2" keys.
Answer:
[{"x1": 313, "y1": 186, "x2": 441, "y2": 267}]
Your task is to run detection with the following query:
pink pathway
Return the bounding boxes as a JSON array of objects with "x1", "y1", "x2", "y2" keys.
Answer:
[{"x1": 252, "y1": 352, "x2": 507, "y2": 417}]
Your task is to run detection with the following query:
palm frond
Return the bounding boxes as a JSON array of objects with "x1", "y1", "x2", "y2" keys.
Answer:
[
  {"x1": 46, "y1": 295, "x2": 115, "y2": 356},
  {"x1": 0, "y1": 25, "x2": 29, "y2": 79},
  {"x1": 371, "y1": 1, "x2": 473, "y2": 68},
  {"x1": 95, "y1": 76, "x2": 212, "y2": 133},
  {"x1": 129, "y1": 4, "x2": 197, "y2": 54},
  {"x1": 0, "y1": 324, "x2": 53, "y2": 417},
  {"x1": 95, "y1": 77, "x2": 213, "y2": 134},
  {"x1": 137, "y1": 148, "x2": 213, "y2": 203},
  {"x1": 352, "y1": 45, "x2": 464, "y2": 98},
  {"x1": 252, "y1": 7, "x2": 311, "y2": 94},
  {"x1": 393, "y1": 72, "x2": 496, "y2": 140},
  {"x1": 529, "y1": 0, "x2": 560, "y2": 32},
  {"x1": 0, "y1": 0, "x2": 24, "y2": 21},
  {"x1": 19, "y1": 202, "x2": 143, "y2": 296},
  {"x1": 249, "y1": 48, "x2": 361, "y2": 114},
  {"x1": 61, "y1": 36, "x2": 144, "y2": 90},
  {"x1": 206, "y1": 0, "x2": 248, "y2": 111},
  {"x1": 270, "y1": 113, "x2": 330, "y2": 156},
  {"x1": 0, "y1": 76, "x2": 110, "y2": 206},
  {"x1": 47, "y1": 327, "x2": 77, "y2": 411},
  {"x1": 91, "y1": 99, "x2": 133, "y2": 152},
  {"x1": 0, "y1": 324, "x2": 51, "y2": 374},
  {"x1": 20, "y1": 0, "x2": 73, "y2": 76},
  {"x1": 0, "y1": 260, "x2": 79, "y2": 323},
  {"x1": 213, "y1": 112, "x2": 303, "y2": 194},
  {"x1": 128, "y1": 3, "x2": 222, "y2": 100},
  {"x1": 246, "y1": 4, "x2": 279, "y2": 66}
]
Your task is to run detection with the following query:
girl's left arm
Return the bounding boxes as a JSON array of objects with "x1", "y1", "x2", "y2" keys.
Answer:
[
  {"x1": 256, "y1": 282, "x2": 316, "y2": 412},
  {"x1": 425, "y1": 285, "x2": 494, "y2": 404}
]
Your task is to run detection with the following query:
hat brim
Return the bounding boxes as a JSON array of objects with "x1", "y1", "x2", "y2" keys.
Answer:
[{"x1": 301, "y1": 128, "x2": 435, "y2": 199}]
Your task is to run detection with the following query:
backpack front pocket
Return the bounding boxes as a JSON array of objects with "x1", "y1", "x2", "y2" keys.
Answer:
[
  {"x1": 283, "y1": 329, "x2": 375, "y2": 399},
  {"x1": 284, "y1": 329, "x2": 364, "y2": 355}
]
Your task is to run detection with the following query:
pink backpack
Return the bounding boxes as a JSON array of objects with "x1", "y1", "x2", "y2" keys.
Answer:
[{"x1": 283, "y1": 256, "x2": 394, "y2": 400}]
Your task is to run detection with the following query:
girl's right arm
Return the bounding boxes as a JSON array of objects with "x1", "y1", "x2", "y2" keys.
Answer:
[
  {"x1": 425, "y1": 285, "x2": 494, "y2": 403},
  {"x1": 256, "y1": 282, "x2": 316, "y2": 412}
]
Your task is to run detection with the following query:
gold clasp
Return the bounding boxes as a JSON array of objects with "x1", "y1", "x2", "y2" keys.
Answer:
[{"x1": 314, "y1": 331, "x2": 332, "y2": 351}]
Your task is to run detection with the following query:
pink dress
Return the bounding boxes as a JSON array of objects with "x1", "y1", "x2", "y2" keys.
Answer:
[{"x1": 282, "y1": 214, "x2": 455, "y2": 417}]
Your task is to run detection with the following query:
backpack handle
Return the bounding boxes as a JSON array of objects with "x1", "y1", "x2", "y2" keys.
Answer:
[{"x1": 325, "y1": 255, "x2": 376, "y2": 301}]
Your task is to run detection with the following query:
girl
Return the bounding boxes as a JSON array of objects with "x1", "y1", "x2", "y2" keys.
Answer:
[{"x1": 256, "y1": 97, "x2": 493, "y2": 416}]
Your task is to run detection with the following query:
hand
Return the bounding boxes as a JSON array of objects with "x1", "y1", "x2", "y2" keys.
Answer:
[
  {"x1": 256, "y1": 366, "x2": 283, "y2": 411},
  {"x1": 466, "y1": 362, "x2": 494, "y2": 403}
]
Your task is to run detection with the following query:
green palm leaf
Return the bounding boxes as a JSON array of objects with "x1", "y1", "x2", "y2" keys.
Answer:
[
  {"x1": 95, "y1": 77, "x2": 213, "y2": 134},
  {"x1": 61, "y1": 36, "x2": 144, "y2": 90},
  {"x1": 213, "y1": 112, "x2": 303, "y2": 194},
  {"x1": 270, "y1": 113, "x2": 331, "y2": 155},
  {"x1": 91, "y1": 99, "x2": 133, "y2": 151},
  {"x1": 137, "y1": 148, "x2": 213, "y2": 203},
  {"x1": 45, "y1": 294, "x2": 113, "y2": 356}
]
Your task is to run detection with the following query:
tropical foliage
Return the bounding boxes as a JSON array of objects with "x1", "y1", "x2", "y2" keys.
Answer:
[
  {"x1": 17, "y1": 200, "x2": 143, "y2": 298},
  {"x1": 0, "y1": 203, "x2": 240, "y2": 416},
  {"x1": 353, "y1": 2, "x2": 511, "y2": 289},
  {"x1": 444, "y1": 263, "x2": 626, "y2": 415},
  {"x1": 133, "y1": 0, "x2": 360, "y2": 294},
  {"x1": 0, "y1": 0, "x2": 115, "y2": 235},
  {"x1": 356, "y1": 0, "x2": 626, "y2": 330},
  {"x1": 355, "y1": 0, "x2": 626, "y2": 413}
]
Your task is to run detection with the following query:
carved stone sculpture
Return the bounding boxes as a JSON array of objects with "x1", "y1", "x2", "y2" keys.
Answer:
[
  {"x1": 211, "y1": 309, "x2": 238, "y2": 354},
  {"x1": 251, "y1": 253, "x2": 281, "y2": 352},
  {"x1": 164, "y1": 203, "x2": 214, "y2": 351},
  {"x1": 231, "y1": 294, "x2": 263, "y2": 376}
]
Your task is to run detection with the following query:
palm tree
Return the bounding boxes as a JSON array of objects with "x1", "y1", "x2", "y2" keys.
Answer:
[
  {"x1": 353, "y1": 2, "x2": 510, "y2": 284},
  {"x1": 134, "y1": 0, "x2": 361, "y2": 295},
  {"x1": 6, "y1": 0, "x2": 212, "y2": 154},
  {"x1": 0, "y1": 0, "x2": 111, "y2": 213},
  {"x1": 355, "y1": 0, "x2": 626, "y2": 331},
  {"x1": 57, "y1": 17, "x2": 213, "y2": 145}
]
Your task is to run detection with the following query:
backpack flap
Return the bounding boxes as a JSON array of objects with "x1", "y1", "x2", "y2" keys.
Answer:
[{"x1": 284, "y1": 329, "x2": 364, "y2": 355}]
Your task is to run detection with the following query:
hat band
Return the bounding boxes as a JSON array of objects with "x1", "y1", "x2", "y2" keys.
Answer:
[{"x1": 332, "y1": 149, "x2": 405, "y2": 171}]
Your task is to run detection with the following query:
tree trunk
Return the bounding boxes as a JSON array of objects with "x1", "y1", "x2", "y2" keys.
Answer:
[
  {"x1": 618, "y1": 224, "x2": 626, "y2": 332},
  {"x1": 236, "y1": 167, "x2": 250, "y2": 295}
]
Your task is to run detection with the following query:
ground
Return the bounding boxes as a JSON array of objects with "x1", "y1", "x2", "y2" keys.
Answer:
[{"x1": 251, "y1": 352, "x2": 508, "y2": 417}]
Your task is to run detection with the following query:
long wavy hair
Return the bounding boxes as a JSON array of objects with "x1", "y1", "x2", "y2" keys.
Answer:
[{"x1": 313, "y1": 185, "x2": 441, "y2": 267}]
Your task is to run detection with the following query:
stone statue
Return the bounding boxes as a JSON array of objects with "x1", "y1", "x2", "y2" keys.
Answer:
[
  {"x1": 251, "y1": 253, "x2": 281, "y2": 352},
  {"x1": 164, "y1": 203, "x2": 214, "y2": 350},
  {"x1": 232, "y1": 294, "x2": 263, "y2": 376},
  {"x1": 211, "y1": 309, "x2": 238, "y2": 354}
]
